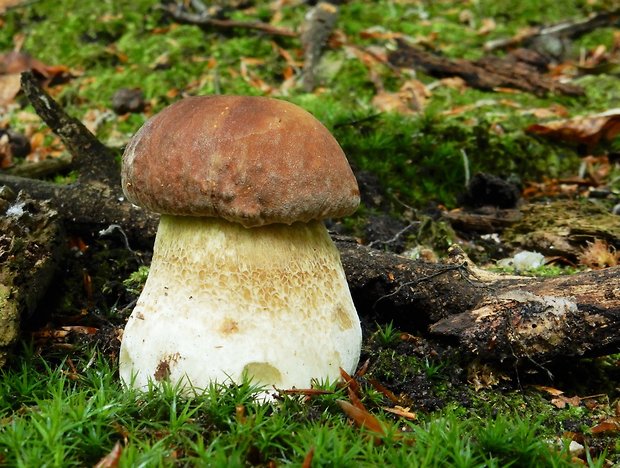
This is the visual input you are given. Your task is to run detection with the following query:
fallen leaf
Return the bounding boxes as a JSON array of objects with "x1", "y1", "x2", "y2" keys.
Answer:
[
  {"x1": 0, "y1": 132, "x2": 12, "y2": 168},
  {"x1": 591, "y1": 420, "x2": 620, "y2": 434},
  {"x1": 533, "y1": 385, "x2": 565, "y2": 396},
  {"x1": 339, "y1": 367, "x2": 360, "y2": 395},
  {"x1": 526, "y1": 109, "x2": 620, "y2": 150},
  {"x1": 0, "y1": 50, "x2": 49, "y2": 76},
  {"x1": 442, "y1": 98, "x2": 519, "y2": 116},
  {"x1": 0, "y1": 73, "x2": 21, "y2": 105},
  {"x1": 94, "y1": 442, "x2": 122, "y2": 468},
  {"x1": 359, "y1": 28, "x2": 405, "y2": 41},
  {"x1": 354, "y1": 358, "x2": 370, "y2": 378},
  {"x1": 60, "y1": 326, "x2": 99, "y2": 335},
  {"x1": 477, "y1": 18, "x2": 496, "y2": 35},
  {"x1": 337, "y1": 399, "x2": 385, "y2": 436},
  {"x1": 382, "y1": 405, "x2": 417, "y2": 421},
  {"x1": 372, "y1": 79, "x2": 429, "y2": 115},
  {"x1": 0, "y1": 0, "x2": 26, "y2": 13},
  {"x1": 520, "y1": 104, "x2": 569, "y2": 119},
  {"x1": 301, "y1": 447, "x2": 314, "y2": 468},
  {"x1": 347, "y1": 386, "x2": 365, "y2": 411},
  {"x1": 438, "y1": 76, "x2": 467, "y2": 91},
  {"x1": 0, "y1": 49, "x2": 71, "y2": 103},
  {"x1": 368, "y1": 378, "x2": 400, "y2": 404},
  {"x1": 239, "y1": 58, "x2": 272, "y2": 93},
  {"x1": 372, "y1": 91, "x2": 415, "y2": 115},
  {"x1": 551, "y1": 395, "x2": 581, "y2": 409}
]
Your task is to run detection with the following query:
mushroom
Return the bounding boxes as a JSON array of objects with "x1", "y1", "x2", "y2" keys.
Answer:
[{"x1": 119, "y1": 95, "x2": 362, "y2": 392}]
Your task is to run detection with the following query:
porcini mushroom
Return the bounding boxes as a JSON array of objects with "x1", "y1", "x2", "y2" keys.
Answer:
[{"x1": 119, "y1": 95, "x2": 362, "y2": 392}]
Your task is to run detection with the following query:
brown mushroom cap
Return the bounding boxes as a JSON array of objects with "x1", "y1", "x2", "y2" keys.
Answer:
[{"x1": 121, "y1": 95, "x2": 360, "y2": 227}]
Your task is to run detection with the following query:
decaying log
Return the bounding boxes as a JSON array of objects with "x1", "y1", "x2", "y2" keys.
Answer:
[
  {"x1": 3, "y1": 71, "x2": 619, "y2": 367},
  {"x1": 0, "y1": 187, "x2": 64, "y2": 367},
  {"x1": 429, "y1": 264, "x2": 620, "y2": 363},
  {"x1": 339, "y1": 239, "x2": 620, "y2": 363},
  {"x1": 388, "y1": 39, "x2": 584, "y2": 97}
]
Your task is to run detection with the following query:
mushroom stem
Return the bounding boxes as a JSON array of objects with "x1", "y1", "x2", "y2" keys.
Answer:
[{"x1": 119, "y1": 215, "x2": 362, "y2": 391}]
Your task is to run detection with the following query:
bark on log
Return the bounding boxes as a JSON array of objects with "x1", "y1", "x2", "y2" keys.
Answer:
[
  {"x1": 429, "y1": 264, "x2": 620, "y2": 363},
  {"x1": 388, "y1": 40, "x2": 584, "y2": 97},
  {"x1": 3, "y1": 72, "x2": 619, "y2": 367},
  {"x1": 0, "y1": 188, "x2": 64, "y2": 367},
  {"x1": 339, "y1": 239, "x2": 620, "y2": 363}
]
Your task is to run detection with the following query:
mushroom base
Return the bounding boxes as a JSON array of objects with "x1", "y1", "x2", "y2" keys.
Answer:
[{"x1": 119, "y1": 215, "x2": 362, "y2": 392}]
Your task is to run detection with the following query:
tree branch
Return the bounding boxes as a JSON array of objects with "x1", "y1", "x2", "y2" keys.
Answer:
[{"x1": 160, "y1": 3, "x2": 296, "y2": 38}]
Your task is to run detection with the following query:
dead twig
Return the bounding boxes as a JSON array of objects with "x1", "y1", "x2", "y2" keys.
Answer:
[
  {"x1": 484, "y1": 9, "x2": 620, "y2": 52},
  {"x1": 389, "y1": 39, "x2": 584, "y2": 97},
  {"x1": 160, "y1": 3, "x2": 296, "y2": 37}
]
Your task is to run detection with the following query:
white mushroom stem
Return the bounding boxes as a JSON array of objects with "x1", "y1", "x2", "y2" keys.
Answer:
[{"x1": 119, "y1": 215, "x2": 362, "y2": 391}]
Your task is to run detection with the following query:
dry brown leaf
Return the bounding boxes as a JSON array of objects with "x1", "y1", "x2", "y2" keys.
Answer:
[
  {"x1": 0, "y1": 49, "x2": 71, "y2": 103},
  {"x1": 0, "y1": 73, "x2": 21, "y2": 105},
  {"x1": 337, "y1": 399, "x2": 385, "y2": 436},
  {"x1": 368, "y1": 378, "x2": 400, "y2": 404},
  {"x1": 551, "y1": 395, "x2": 581, "y2": 409},
  {"x1": 0, "y1": 0, "x2": 25, "y2": 14},
  {"x1": 339, "y1": 367, "x2": 360, "y2": 395},
  {"x1": 0, "y1": 133, "x2": 12, "y2": 168},
  {"x1": 359, "y1": 28, "x2": 405, "y2": 41},
  {"x1": 438, "y1": 76, "x2": 467, "y2": 91},
  {"x1": 60, "y1": 326, "x2": 99, "y2": 335},
  {"x1": 347, "y1": 386, "x2": 365, "y2": 411},
  {"x1": 382, "y1": 405, "x2": 417, "y2": 421},
  {"x1": 355, "y1": 358, "x2": 370, "y2": 378},
  {"x1": 0, "y1": 50, "x2": 49, "y2": 76},
  {"x1": 301, "y1": 447, "x2": 314, "y2": 468},
  {"x1": 372, "y1": 79, "x2": 429, "y2": 115},
  {"x1": 94, "y1": 442, "x2": 122, "y2": 468},
  {"x1": 477, "y1": 18, "x2": 496, "y2": 35},
  {"x1": 521, "y1": 104, "x2": 569, "y2": 119},
  {"x1": 372, "y1": 91, "x2": 415, "y2": 115},
  {"x1": 591, "y1": 419, "x2": 620, "y2": 434},
  {"x1": 459, "y1": 9, "x2": 474, "y2": 26},
  {"x1": 526, "y1": 109, "x2": 620, "y2": 149},
  {"x1": 533, "y1": 385, "x2": 565, "y2": 396},
  {"x1": 442, "y1": 98, "x2": 519, "y2": 116},
  {"x1": 239, "y1": 58, "x2": 272, "y2": 94}
]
